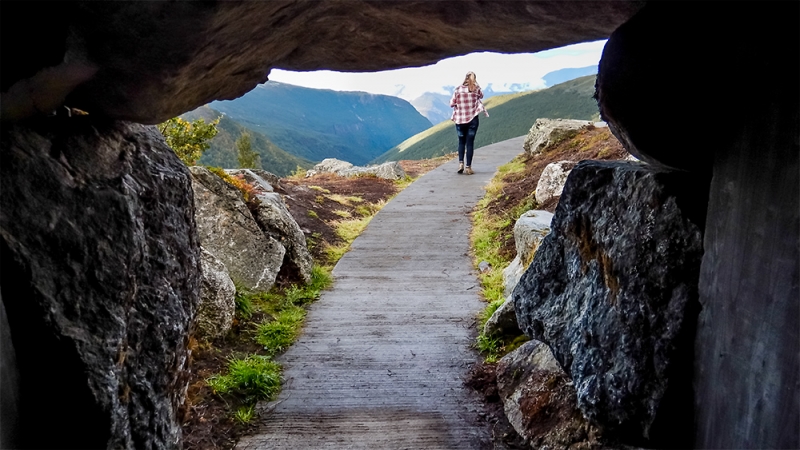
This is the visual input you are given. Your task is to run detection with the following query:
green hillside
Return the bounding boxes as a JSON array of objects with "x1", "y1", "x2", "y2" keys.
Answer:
[
  {"x1": 182, "y1": 106, "x2": 312, "y2": 176},
  {"x1": 372, "y1": 75, "x2": 600, "y2": 163},
  {"x1": 209, "y1": 82, "x2": 432, "y2": 165}
]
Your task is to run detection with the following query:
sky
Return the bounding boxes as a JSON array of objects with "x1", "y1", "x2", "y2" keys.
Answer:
[{"x1": 268, "y1": 40, "x2": 607, "y2": 101}]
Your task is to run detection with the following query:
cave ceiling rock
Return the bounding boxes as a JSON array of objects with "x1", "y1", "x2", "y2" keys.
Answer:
[{"x1": 0, "y1": 1, "x2": 642, "y2": 123}]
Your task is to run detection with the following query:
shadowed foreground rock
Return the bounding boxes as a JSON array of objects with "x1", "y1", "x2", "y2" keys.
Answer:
[
  {"x1": 0, "y1": 118, "x2": 199, "y2": 449},
  {"x1": 514, "y1": 160, "x2": 707, "y2": 446},
  {"x1": 594, "y1": 4, "x2": 799, "y2": 447},
  {"x1": 497, "y1": 340, "x2": 599, "y2": 449}
]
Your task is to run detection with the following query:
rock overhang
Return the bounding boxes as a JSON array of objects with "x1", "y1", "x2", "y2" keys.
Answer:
[{"x1": 0, "y1": 1, "x2": 643, "y2": 123}]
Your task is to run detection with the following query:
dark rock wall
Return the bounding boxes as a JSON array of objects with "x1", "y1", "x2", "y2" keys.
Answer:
[
  {"x1": 514, "y1": 161, "x2": 706, "y2": 446},
  {"x1": 0, "y1": 118, "x2": 199, "y2": 449},
  {"x1": 0, "y1": 292, "x2": 20, "y2": 449},
  {"x1": 595, "y1": 2, "x2": 799, "y2": 448},
  {"x1": 694, "y1": 98, "x2": 799, "y2": 448}
]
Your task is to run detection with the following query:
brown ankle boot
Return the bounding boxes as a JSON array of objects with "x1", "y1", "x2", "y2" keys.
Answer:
[
  {"x1": 465, "y1": 166, "x2": 474, "y2": 175},
  {"x1": 457, "y1": 162, "x2": 464, "y2": 174}
]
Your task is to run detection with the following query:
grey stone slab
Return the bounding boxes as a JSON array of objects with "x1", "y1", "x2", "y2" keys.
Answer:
[{"x1": 237, "y1": 136, "x2": 523, "y2": 449}]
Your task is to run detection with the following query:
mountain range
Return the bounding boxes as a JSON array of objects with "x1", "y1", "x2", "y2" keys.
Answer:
[
  {"x1": 183, "y1": 69, "x2": 600, "y2": 173},
  {"x1": 410, "y1": 93, "x2": 453, "y2": 126},
  {"x1": 408, "y1": 66, "x2": 598, "y2": 124},
  {"x1": 542, "y1": 65, "x2": 597, "y2": 87},
  {"x1": 207, "y1": 82, "x2": 432, "y2": 165},
  {"x1": 182, "y1": 106, "x2": 312, "y2": 176},
  {"x1": 372, "y1": 75, "x2": 600, "y2": 163}
]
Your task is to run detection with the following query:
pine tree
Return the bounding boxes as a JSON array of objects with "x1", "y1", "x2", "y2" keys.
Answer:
[{"x1": 236, "y1": 133, "x2": 261, "y2": 169}]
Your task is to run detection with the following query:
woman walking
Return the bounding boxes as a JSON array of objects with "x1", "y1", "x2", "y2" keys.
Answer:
[{"x1": 450, "y1": 71, "x2": 488, "y2": 174}]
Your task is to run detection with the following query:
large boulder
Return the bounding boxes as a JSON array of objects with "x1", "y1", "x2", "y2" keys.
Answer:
[
  {"x1": 308, "y1": 158, "x2": 354, "y2": 174},
  {"x1": 502, "y1": 210, "x2": 554, "y2": 298},
  {"x1": 306, "y1": 158, "x2": 406, "y2": 181},
  {"x1": 0, "y1": 118, "x2": 199, "y2": 449},
  {"x1": 251, "y1": 191, "x2": 314, "y2": 284},
  {"x1": 225, "y1": 168, "x2": 277, "y2": 192},
  {"x1": 485, "y1": 210, "x2": 553, "y2": 338},
  {"x1": 535, "y1": 160, "x2": 577, "y2": 205},
  {"x1": 595, "y1": 5, "x2": 799, "y2": 448},
  {"x1": 497, "y1": 340, "x2": 599, "y2": 449},
  {"x1": 340, "y1": 162, "x2": 406, "y2": 180},
  {"x1": 513, "y1": 160, "x2": 706, "y2": 444},
  {"x1": 190, "y1": 166, "x2": 285, "y2": 293},
  {"x1": 224, "y1": 169, "x2": 313, "y2": 283},
  {"x1": 523, "y1": 119, "x2": 594, "y2": 156},
  {"x1": 197, "y1": 248, "x2": 236, "y2": 341}
]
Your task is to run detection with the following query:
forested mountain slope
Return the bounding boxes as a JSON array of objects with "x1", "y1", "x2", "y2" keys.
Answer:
[
  {"x1": 182, "y1": 106, "x2": 312, "y2": 176},
  {"x1": 209, "y1": 82, "x2": 432, "y2": 165}
]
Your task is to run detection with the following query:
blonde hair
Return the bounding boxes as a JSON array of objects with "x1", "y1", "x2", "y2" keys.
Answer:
[{"x1": 462, "y1": 71, "x2": 477, "y2": 92}]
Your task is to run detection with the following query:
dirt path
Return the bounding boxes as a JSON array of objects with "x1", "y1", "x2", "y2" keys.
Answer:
[{"x1": 236, "y1": 137, "x2": 525, "y2": 450}]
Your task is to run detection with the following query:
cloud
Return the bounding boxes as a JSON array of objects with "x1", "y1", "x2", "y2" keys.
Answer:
[{"x1": 268, "y1": 40, "x2": 607, "y2": 101}]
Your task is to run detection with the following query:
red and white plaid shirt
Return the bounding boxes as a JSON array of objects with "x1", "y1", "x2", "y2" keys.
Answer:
[{"x1": 450, "y1": 84, "x2": 488, "y2": 124}]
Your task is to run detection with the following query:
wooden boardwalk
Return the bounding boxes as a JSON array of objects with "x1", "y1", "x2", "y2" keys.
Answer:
[{"x1": 236, "y1": 137, "x2": 524, "y2": 450}]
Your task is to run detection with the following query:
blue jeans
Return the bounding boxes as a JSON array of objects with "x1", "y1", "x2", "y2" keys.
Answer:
[{"x1": 456, "y1": 116, "x2": 479, "y2": 167}]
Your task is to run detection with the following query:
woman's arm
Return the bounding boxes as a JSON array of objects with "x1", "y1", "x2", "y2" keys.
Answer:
[
  {"x1": 450, "y1": 89, "x2": 458, "y2": 108},
  {"x1": 476, "y1": 85, "x2": 484, "y2": 100}
]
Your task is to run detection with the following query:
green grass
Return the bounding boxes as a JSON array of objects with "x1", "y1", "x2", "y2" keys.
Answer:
[
  {"x1": 476, "y1": 334, "x2": 503, "y2": 363},
  {"x1": 206, "y1": 264, "x2": 334, "y2": 421},
  {"x1": 321, "y1": 214, "x2": 378, "y2": 265},
  {"x1": 470, "y1": 157, "x2": 538, "y2": 362},
  {"x1": 234, "y1": 287, "x2": 254, "y2": 319},
  {"x1": 207, "y1": 355, "x2": 282, "y2": 403},
  {"x1": 471, "y1": 209, "x2": 511, "y2": 304},
  {"x1": 255, "y1": 305, "x2": 306, "y2": 354},
  {"x1": 234, "y1": 405, "x2": 256, "y2": 424},
  {"x1": 479, "y1": 299, "x2": 506, "y2": 328},
  {"x1": 327, "y1": 194, "x2": 362, "y2": 205}
]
